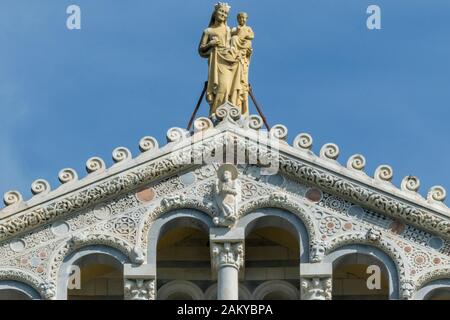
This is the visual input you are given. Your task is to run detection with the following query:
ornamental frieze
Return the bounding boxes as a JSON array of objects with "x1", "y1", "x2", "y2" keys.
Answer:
[{"x1": 0, "y1": 161, "x2": 449, "y2": 298}]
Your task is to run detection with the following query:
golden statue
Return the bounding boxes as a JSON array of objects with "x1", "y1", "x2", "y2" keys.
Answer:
[
  {"x1": 231, "y1": 12, "x2": 254, "y2": 117},
  {"x1": 198, "y1": 3, "x2": 254, "y2": 118}
]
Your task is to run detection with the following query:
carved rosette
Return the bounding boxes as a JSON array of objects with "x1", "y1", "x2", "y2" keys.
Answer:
[
  {"x1": 300, "y1": 277, "x2": 332, "y2": 300},
  {"x1": 211, "y1": 242, "x2": 244, "y2": 271},
  {"x1": 124, "y1": 278, "x2": 156, "y2": 300}
]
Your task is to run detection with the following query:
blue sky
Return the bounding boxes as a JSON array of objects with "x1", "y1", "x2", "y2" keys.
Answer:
[{"x1": 0, "y1": 0, "x2": 449, "y2": 205}]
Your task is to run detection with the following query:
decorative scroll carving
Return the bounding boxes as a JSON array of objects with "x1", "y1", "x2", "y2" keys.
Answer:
[
  {"x1": 401, "y1": 176, "x2": 420, "y2": 193},
  {"x1": 194, "y1": 117, "x2": 214, "y2": 133},
  {"x1": 247, "y1": 115, "x2": 263, "y2": 130},
  {"x1": 320, "y1": 143, "x2": 339, "y2": 160},
  {"x1": 112, "y1": 147, "x2": 132, "y2": 163},
  {"x1": 31, "y1": 180, "x2": 51, "y2": 196},
  {"x1": 293, "y1": 133, "x2": 313, "y2": 151},
  {"x1": 3, "y1": 191, "x2": 23, "y2": 206},
  {"x1": 269, "y1": 125, "x2": 288, "y2": 141},
  {"x1": 139, "y1": 137, "x2": 159, "y2": 153},
  {"x1": 58, "y1": 169, "x2": 78, "y2": 184},
  {"x1": 347, "y1": 154, "x2": 366, "y2": 171},
  {"x1": 427, "y1": 186, "x2": 447, "y2": 203},
  {"x1": 374, "y1": 165, "x2": 393, "y2": 182},
  {"x1": 86, "y1": 157, "x2": 106, "y2": 174},
  {"x1": 215, "y1": 103, "x2": 241, "y2": 124}
]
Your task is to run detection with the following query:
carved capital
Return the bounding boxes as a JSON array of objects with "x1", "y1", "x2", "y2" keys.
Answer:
[
  {"x1": 300, "y1": 263, "x2": 332, "y2": 300},
  {"x1": 211, "y1": 242, "x2": 244, "y2": 270},
  {"x1": 124, "y1": 278, "x2": 156, "y2": 300},
  {"x1": 300, "y1": 277, "x2": 332, "y2": 300}
]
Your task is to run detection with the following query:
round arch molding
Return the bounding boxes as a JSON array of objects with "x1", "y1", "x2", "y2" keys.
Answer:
[{"x1": 157, "y1": 280, "x2": 204, "y2": 300}]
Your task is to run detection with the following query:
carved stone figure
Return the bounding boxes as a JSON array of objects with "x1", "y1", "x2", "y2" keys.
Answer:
[
  {"x1": 214, "y1": 164, "x2": 240, "y2": 227},
  {"x1": 367, "y1": 227, "x2": 382, "y2": 242},
  {"x1": 199, "y1": 3, "x2": 253, "y2": 117},
  {"x1": 401, "y1": 280, "x2": 415, "y2": 300},
  {"x1": 311, "y1": 240, "x2": 326, "y2": 263},
  {"x1": 230, "y1": 12, "x2": 254, "y2": 117}
]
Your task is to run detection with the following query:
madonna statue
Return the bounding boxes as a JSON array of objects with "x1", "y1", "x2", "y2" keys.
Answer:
[{"x1": 199, "y1": 3, "x2": 251, "y2": 117}]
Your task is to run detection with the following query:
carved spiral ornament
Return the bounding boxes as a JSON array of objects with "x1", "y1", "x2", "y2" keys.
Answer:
[
  {"x1": 31, "y1": 179, "x2": 51, "y2": 195},
  {"x1": 3, "y1": 191, "x2": 22, "y2": 206},
  {"x1": 193, "y1": 117, "x2": 213, "y2": 132},
  {"x1": 112, "y1": 147, "x2": 132, "y2": 163},
  {"x1": 247, "y1": 115, "x2": 263, "y2": 130},
  {"x1": 320, "y1": 143, "x2": 340, "y2": 160},
  {"x1": 347, "y1": 154, "x2": 366, "y2": 171},
  {"x1": 58, "y1": 169, "x2": 78, "y2": 184},
  {"x1": 215, "y1": 104, "x2": 240, "y2": 121},
  {"x1": 428, "y1": 186, "x2": 446, "y2": 202},
  {"x1": 139, "y1": 136, "x2": 159, "y2": 153},
  {"x1": 269, "y1": 125, "x2": 288, "y2": 141},
  {"x1": 374, "y1": 165, "x2": 393, "y2": 182},
  {"x1": 293, "y1": 133, "x2": 313, "y2": 150},
  {"x1": 86, "y1": 157, "x2": 106, "y2": 173},
  {"x1": 401, "y1": 176, "x2": 420, "y2": 192},
  {"x1": 167, "y1": 127, "x2": 188, "y2": 143}
]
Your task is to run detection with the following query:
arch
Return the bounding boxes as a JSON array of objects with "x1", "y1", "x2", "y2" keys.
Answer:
[
  {"x1": 49, "y1": 233, "x2": 136, "y2": 285},
  {"x1": 0, "y1": 280, "x2": 41, "y2": 300},
  {"x1": 204, "y1": 283, "x2": 252, "y2": 300},
  {"x1": 236, "y1": 208, "x2": 310, "y2": 263},
  {"x1": 146, "y1": 209, "x2": 214, "y2": 266},
  {"x1": 324, "y1": 244, "x2": 400, "y2": 299},
  {"x1": 157, "y1": 280, "x2": 204, "y2": 300},
  {"x1": 415, "y1": 267, "x2": 450, "y2": 291},
  {"x1": 56, "y1": 245, "x2": 130, "y2": 300},
  {"x1": 0, "y1": 268, "x2": 46, "y2": 299},
  {"x1": 415, "y1": 279, "x2": 450, "y2": 300},
  {"x1": 253, "y1": 280, "x2": 299, "y2": 300}
]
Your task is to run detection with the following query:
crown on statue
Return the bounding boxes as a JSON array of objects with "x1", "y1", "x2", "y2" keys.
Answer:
[{"x1": 215, "y1": 2, "x2": 231, "y2": 12}]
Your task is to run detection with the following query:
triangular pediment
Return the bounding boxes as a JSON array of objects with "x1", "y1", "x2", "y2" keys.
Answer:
[{"x1": 1, "y1": 103, "x2": 448, "y2": 242}]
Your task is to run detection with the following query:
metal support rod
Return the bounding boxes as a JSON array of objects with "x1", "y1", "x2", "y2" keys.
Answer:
[
  {"x1": 249, "y1": 84, "x2": 270, "y2": 130},
  {"x1": 187, "y1": 81, "x2": 208, "y2": 131}
]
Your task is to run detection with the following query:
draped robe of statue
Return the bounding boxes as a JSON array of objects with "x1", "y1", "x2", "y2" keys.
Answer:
[{"x1": 199, "y1": 25, "x2": 244, "y2": 116}]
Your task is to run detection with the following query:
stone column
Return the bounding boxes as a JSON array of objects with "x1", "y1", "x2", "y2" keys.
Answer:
[
  {"x1": 211, "y1": 242, "x2": 244, "y2": 300},
  {"x1": 124, "y1": 264, "x2": 156, "y2": 300},
  {"x1": 300, "y1": 263, "x2": 332, "y2": 300}
]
